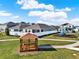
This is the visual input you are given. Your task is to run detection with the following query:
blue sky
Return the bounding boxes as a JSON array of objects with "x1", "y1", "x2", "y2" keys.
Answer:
[{"x1": 0, "y1": 0, "x2": 79, "y2": 25}]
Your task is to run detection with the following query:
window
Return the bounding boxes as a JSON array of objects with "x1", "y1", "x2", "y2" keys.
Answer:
[
  {"x1": 32, "y1": 29, "x2": 35, "y2": 33},
  {"x1": 25, "y1": 29, "x2": 27, "y2": 32},
  {"x1": 19, "y1": 29, "x2": 23, "y2": 32},
  {"x1": 37, "y1": 30, "x2": 40, "y2": 32},
  {"x1": 28, "y1": 30, "x2": 30, "y2": 32},
  {"x1": 14, "y1": 29, "x2": 18, "y2": 31},
  {"x1": 32, "y1": 29, "x2": 40, "y2": 33},
  {"x1": 41, "y1": 29, "x2": 43, "y2": 32}
]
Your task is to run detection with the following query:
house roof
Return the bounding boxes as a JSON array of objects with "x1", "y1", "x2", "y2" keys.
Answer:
[
  {"x1": 24, "y1": 24, "x2": 53, "y2": 30},
  {"x1": 9, "y1": 22, "x2": 30, "y2": 29},
  {"x1": 0, "y1": 22, "x2": 18, "y2": 28},
  {"x1": 9, "y1": 23, "x2": 56, "y2": 30},
  {"x1": 50, "y1": 25, "x2": 60, "y2": 30},
  {"x1": 61, "y1": 23, "x2": 71, "y2": 26}
]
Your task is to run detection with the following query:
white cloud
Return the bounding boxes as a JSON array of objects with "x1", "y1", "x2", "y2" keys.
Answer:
[
  {"x1": 36, "y1": 19, "x2": 69, "y2": 25},
  {"x1": 36, "y1": 18, "x2": 79, "y2": 26},
  {"x1": 0, "y1": 10, "x2": 20, "y2": 19},
  {"x1": 56, "y1": 7, "x2": 71, "y2": 12},
  {"x1": 0, "y1": 11, "x2": 12, "y2": 16},
  {"x1": 0, "y1": 10, "x2": 21, "y2": 23},
  {"x1": 17, "y1": 0, "x2": 77, "y2": 25},
  {"x1": 28, "y1": 10, "x2": 67, "y2": 20},
  {"x1": 12, "y1": 16, "x2": 20, "y2": 19},
  {"x1": 17, "y1": 0, "x2": 54, "y2": 11},
  {"x1": 69, "y1": 18, "x2": 79, "y2": 26}
]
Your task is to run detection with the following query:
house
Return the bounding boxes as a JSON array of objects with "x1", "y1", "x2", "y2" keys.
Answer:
[
  {"x1": 0, "y1": 22, "x2": 18, "y2": 32},
  {"x1": 9, "y1": 23, "x2": 57, "y2": 37},
  {"x1": 0, "y1": 24, "x2": 7, "y2": 32},
  {"x1": 73, "y1": 26, "x2": 79, "y2": 32},
  {"x1": 20, "y1": 33, "x2": 38, "y2": 52},
  {"x1": 5, "y1": 22, "x2": 18, "y2": 28},
  {"x1": 51, "y1": 25, "x2": 60, "y2": 31},
  {"x1": 75, "y1": 26, "x2": 79, "y2": 30},
  {"x1": 58, "y1": 23, "x2": 75, "y2": 33},
  {"x1": 9, "y1": 22, "x2": 30, "y2": 36}
]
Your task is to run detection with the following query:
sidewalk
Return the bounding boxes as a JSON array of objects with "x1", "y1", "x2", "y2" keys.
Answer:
[
  {"x1": 39, "y1": 39, "x2": 79, "y2": 51},
  {"x1": 0, "y1": 38, "x2": 79, "y2": 51},
  {"x1": 0, "y1": 39, "x2": 19, "y2": 41}
]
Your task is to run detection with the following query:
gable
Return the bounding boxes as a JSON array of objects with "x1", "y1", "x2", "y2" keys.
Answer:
[{"x1": 20, "y1": 33, "x2": 38, "y2": 40}]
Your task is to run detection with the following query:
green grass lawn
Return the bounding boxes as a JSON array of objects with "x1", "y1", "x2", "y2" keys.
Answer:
[
  {"x1": 43, "y1": 33, "x2": 79, "y2": 40},
  {"x1": 0, "y1": 35, "x2": 18, "y2": 40},
  {"x1": 0, "y1": 32, "x2": 79, "y2": 40},
  {"x1": 0, "y1": 40, "x2": 78, "y2": 59},
  {"x1": 38, "y1": 40, "x2": 75, "y2": 45},
  {"x1": 0, "y1": 32, "x2": 18, "y2": 40}
]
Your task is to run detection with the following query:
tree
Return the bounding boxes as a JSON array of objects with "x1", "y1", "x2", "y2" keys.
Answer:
[{"x1": 5, "y1": 27, "x2": 9, "y2": 35}]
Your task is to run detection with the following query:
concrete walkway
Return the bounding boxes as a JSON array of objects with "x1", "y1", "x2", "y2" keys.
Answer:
[
  {"x1": 0, "y1": 38, "x2": 79, "y2": 51},
  {"x1": 52, "y1": 41, "x2": 79, "y2": 51},
  {"x1": 0, "y1": 39, "x2": 19, "y2": 41},
  {"x1": 39, "y1": 39, "x2": 79, "y2": 51},
  {"x1": 64, "y1": 41, "x2": 79, "y2": 51}
]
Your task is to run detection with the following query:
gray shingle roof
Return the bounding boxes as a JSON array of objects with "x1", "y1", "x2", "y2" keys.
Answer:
[
  {"x1": 24, "y1": 24, "x2": 54, "y2": 30},
  {"x1": 51, "y1": 25, "x2": 60, "y2": 30},
  {"x1": 9, "y1": 23, "x2": 30, "y2": 29},
  {"x1": 61, "y1": 23, "x2": 70, "y2": 26},
  {"x1": 9, "y1": 23, "x2": 56, "y2": 30}
]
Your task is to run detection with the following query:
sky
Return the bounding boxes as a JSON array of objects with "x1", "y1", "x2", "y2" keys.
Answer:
[{"x1": 0, "y1": 0, "x2": 79, "y2": 25}]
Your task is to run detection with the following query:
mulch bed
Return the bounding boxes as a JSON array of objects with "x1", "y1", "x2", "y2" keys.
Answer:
[
  {"x1": 64, "y1": 35, "x2": 77, "y2": 38},
  {"x1": 75, "y1": 46, "x2": 79, "y2": 48}
]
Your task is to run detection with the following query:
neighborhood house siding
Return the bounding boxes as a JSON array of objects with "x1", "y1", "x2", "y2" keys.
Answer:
[
  {"x1": 32, "y1": 29, "x2": 41, "y2": 33},
  {"x1": 58, "y1": 23, "x2": 75, "y2": 33},
  {"x1": 25, "y1": 29, "x2": 27, "y2": 32},
  {"x1": 14, "y1": 29, "x2": 18, "y2": 31},
  {"x1": 0, "y1": 25, "x2": 7, "y2": 32},
  {"x1": 9, "y1": 24, "x2": 57, "y2": 36},
  {"x1": 32, "y1": 29, "x2": 39, "y2": 33}
]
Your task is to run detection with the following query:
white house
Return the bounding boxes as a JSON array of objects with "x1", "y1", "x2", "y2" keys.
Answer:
[
  {"x1": 9, "y1": 22, "x2": 30, "y2": 36},
  {"x1": 9, "y1": 23, "x2": 57, "y2": 37},
  {"x1": 58, "y1": 23, "x2": 75, "y2": 33},
  {"x1": 0, "y1": 24, "x2": 7, "y2": 32},
  {"x1": 0, "y1": 22, "x2": 18, "y2": 32},
  {"x1": 73, "y1": 26, "x2": 79, "y2": 32}
]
